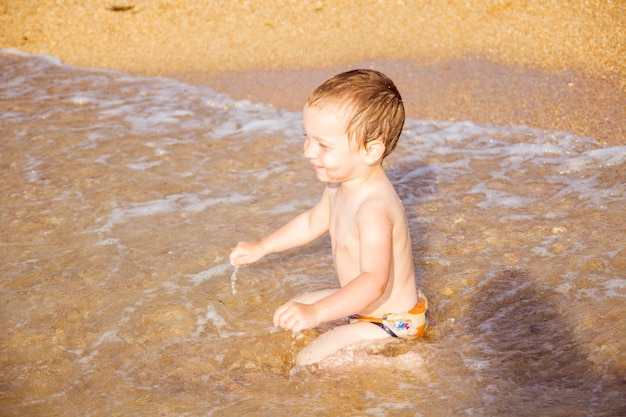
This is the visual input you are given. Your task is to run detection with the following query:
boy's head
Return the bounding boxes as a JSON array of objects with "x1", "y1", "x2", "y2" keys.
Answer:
[{"x1": 306, "y1": 69, "x2": 405, "y2": 160}]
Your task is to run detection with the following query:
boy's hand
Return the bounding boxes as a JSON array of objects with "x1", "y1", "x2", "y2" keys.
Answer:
[
  {"x1": 273, "y1": 301, "x2": 321, "y2": 332},
  {"x1": 229, "y1": 241, "x2": 265, "y2": 267}
]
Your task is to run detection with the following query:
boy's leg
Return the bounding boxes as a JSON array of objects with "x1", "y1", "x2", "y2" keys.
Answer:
[{"x1": 296, "y1": 321, "x2": 391, "y2": 366}]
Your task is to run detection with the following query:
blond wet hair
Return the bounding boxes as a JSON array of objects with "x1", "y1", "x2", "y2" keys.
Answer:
[{"x1": 306, "y1": 69, "x2": 405, "y2": 160}]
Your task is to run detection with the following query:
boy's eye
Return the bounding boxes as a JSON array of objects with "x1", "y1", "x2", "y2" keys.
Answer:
[{"x1": 303, "y1": 133, "x2": 330, "y2": 151}]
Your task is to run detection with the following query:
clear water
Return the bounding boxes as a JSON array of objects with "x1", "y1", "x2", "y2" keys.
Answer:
[{"x1": 1, "y1": 49, "x2": 625, "y2": 416}]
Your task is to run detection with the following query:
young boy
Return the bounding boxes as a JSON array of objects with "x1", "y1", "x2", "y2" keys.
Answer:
[{"x1": 229, "y1": 69, "x2": 428, "y2": 367}]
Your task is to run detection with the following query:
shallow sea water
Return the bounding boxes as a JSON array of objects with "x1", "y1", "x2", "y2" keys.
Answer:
[{"x1": 1, "y1": 49, "x2": 625, "y2": 416}]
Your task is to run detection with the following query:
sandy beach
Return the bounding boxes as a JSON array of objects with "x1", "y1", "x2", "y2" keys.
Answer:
[
  {"x1": 2, "y1": 3, "x2": 626, "y2": 416},
  {"x1": 1, "y1": 0, "x2": 625, "y2": 145}
]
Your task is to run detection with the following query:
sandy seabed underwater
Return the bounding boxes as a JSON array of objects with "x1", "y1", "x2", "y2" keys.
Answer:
[{"x1": 1, "y1": 49, "x2": 625, "y2": 416}]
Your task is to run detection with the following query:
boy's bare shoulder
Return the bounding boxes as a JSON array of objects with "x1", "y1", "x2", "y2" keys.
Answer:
[{"x1": 357, "y1": 181, "x2": 404, "y2": 219}]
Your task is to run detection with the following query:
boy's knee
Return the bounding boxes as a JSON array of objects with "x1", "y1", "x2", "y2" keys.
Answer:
[{"x1": 295, "y1": 345, "x2": 319, "y2": 367}]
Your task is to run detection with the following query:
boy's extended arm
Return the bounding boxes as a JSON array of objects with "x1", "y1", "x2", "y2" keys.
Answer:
[{"x1": 230, "y1": 188, "x2": 330, "y2": 266}]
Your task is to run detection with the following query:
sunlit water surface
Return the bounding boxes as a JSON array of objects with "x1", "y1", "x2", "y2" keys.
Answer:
[{"x1": 1, "y1": 49, "x2": 625, "y2": 416}]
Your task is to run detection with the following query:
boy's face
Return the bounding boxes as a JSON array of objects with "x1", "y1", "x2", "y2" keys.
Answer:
[{"x1": 302, "y1": 104, "x2": 369, "y2": 184}]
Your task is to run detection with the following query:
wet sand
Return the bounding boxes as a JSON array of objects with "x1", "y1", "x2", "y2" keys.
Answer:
[{"x1": 1, "y1": 0, "x2": 625, "y2": 144}]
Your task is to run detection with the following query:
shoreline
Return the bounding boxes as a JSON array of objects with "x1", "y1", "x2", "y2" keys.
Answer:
[
  {"x1": 2, "y1": 1, "x2": 624, "y2": 145},
  {"x1": 174, "y1": 57, "x2": 624, "y2": 145}
]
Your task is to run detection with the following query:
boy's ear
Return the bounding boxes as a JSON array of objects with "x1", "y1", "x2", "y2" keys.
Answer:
[{"x1": 364, "y1": 139, "x2": 385, "y2": 164}]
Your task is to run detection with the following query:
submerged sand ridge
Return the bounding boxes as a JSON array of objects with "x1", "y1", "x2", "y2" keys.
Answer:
[{"x1": 2, "y1": 1, "x2": 624, "y2": 145}]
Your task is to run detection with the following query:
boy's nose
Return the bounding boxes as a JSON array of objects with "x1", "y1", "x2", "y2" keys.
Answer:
[{"x1": 303, "y1": 139, "x2": 314, "y2": 158}]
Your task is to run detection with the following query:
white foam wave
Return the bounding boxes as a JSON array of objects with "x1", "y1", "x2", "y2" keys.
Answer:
[{"x1": 91, "y1": 193, "x2": 255, "y2": 233}]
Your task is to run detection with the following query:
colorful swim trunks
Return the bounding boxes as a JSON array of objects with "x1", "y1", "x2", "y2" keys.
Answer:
[{"x1": 348, "y1": 289, "x2": 429, "y2": 339}]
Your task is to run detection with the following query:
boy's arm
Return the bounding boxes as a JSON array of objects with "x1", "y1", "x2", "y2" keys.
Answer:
[
  {"x1": 230, "y1": 188, "x2": 330, "y2": 266},
  {"x1": 274, "y1": 200, "x2": 393, "y2": 331}
]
